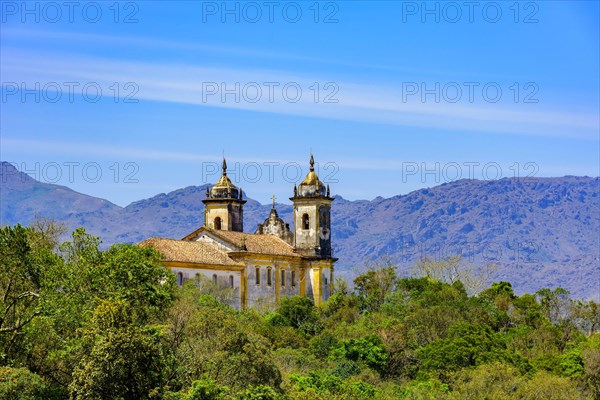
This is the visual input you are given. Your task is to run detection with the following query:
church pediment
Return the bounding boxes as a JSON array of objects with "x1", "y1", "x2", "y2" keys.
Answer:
[{"x1": 182, "y1": 226, "x2": 240, "y2": 252}]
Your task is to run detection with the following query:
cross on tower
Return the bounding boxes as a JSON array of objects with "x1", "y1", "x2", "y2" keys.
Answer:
[{"x1": 271, "y1": 194, "x2": 276, "y2": 209}]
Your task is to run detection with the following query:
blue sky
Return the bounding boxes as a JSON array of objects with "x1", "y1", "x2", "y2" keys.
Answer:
[{"x1": 1, "y1": 1, "x2": 598, "y2": 206}]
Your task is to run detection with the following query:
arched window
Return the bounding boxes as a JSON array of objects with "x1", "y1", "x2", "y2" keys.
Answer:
[
  {"x1": 267, "y1": 267, "x2": 272, "y2": 286},
  {"x1": 177, "y1": 272, "x2": 183, "y2": 286},
  {"x1": 291, "y1": 271, "x2": 296, "y2": 287},
  {"x1": 302, "y1": 213, "x2": 310, "y2": 230},
  {"x1": 255, "y1": 267, "x2": 261, "y2": 285},
  {"x1": 281, "y1": 270, "x2": 286, "y2": 287},
  {"x1": 229, "y1": 275, "x2": 234, "y2": 288},
  {"x1": 324, "y1": 277, "x2": 328, "y2": 286},
  {"x1": 212, "y1": 274, "x2": 218, "y2": 284},
  {"x1": 214, "y1": 217, "x2": 222, "y2": 230}
]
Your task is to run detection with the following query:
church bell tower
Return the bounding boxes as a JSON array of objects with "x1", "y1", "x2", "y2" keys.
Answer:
[
  {"x1": 290, "y1": 155, "x2": 333, "y2": 258},
  {"x1": 203, "y1": 159, "x2": 246, "y2": 232}
]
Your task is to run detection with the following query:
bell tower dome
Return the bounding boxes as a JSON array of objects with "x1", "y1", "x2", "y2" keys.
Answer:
[
  {"x1": 202, "y1": 158, "x2": 246, "y2": 232},
  {"x1": 290, "y1": 155, "x2": 333, "y2": 258}
]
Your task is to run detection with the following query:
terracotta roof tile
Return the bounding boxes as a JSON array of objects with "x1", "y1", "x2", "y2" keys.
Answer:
[
  {"x1": 204, "y1": 229, "x2": 301, "y2": 258},
  {"x1": 138, "y1": 237, "x2": 243, "y2": 266}
]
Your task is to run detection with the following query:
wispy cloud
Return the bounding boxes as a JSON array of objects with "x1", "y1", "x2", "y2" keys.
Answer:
[
  {"x1": 1, "y1": 27, "x2": 451, "y2": 75},
  {"x1": 2, "y1": 45, "x2": 598, "y2": 140}
]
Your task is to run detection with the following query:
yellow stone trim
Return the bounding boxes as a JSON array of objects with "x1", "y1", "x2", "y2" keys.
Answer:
[
  {"x1": 240, "y1": 258, "x2": 304, "y2": 267},
  {"x1": 228, "y1": 252, "x2": 303, "y2": 263},
  {"x1": 241, "y1": 268, "x2": 248, "y2": 309},
  {"x1": 313, "y1": 266, "x2": 322, "y2": 306},
  {"x1": 292, "y1": 198, "x2": 333, "y2": 206}
]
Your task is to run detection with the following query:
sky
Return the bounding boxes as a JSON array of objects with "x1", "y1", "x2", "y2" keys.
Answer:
[{"x1": 1, "y1": 1, "x2": 599, "y2": 207}]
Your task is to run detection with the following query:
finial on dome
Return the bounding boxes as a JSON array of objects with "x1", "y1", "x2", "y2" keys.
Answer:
[
  {"x1": 222, "y1": 158, "x2": 227, "y2": 176},
  {"x1": 271, "y1": 194, "x2": 276, "y2": 209},
  {"x1": 309, "y1": 154, "x2": 315, "y2": 172},
  {"x1": 294, "y1": 184, "x2": 298, "y2": 197},
  {"x1": 327, "y1": 184, "x2": 330, "y2": 197},
  {"x1": 239, "y1": 188, "x2": 243, "y2": 199},
  {"x1": 206, "y1": 186, "x2": 210, "y2": 198}
]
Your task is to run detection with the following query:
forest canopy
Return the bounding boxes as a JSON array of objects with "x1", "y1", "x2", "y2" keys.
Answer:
[{"x1": 0, "y1": 223, "x2": 598, "y2": 399}]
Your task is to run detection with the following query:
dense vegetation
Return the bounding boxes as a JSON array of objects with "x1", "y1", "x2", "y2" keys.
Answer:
[{"x1": 1, "y1": 222, "x2": 599, "y2": 399}]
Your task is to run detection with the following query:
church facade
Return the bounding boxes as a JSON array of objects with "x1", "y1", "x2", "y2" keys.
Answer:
[{"x1": 139, "y1": 156, "x2": 336, "y2": 309}]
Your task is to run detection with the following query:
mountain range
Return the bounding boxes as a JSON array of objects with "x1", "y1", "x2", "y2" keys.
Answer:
[{"x1": 1, "y1": 161, "x2": 598, "y2": 299}]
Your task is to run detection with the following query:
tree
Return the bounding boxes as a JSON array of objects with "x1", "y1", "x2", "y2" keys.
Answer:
[
  {"x1": 583, "y1": 334, "x2": 600, "y2": 397},
  {"x1": 398, "y1": 378, "x2": 450, "y2": 400},
  {"x1": 331, "y1": 335, "x2": 388, "y2": 374},
  {"x1": 69, "y1": 300, "x2": 167, "y2": 400},
  {"x1": 354, "y1": 261, "x2": 397, "y2": 312},
  {"x1": 235, "y1": 385, "x2": 280, "y2": 400},
  {"x1": 273, "y1": 296, "x2": 319, "y2": 335},
  {"x1": 0, "y1": 367, "x2": 51, "y2": 400},
  {"x1": 0, "y1": 224, "x2": 62, "y2": 362},
  {"x1": 449, "y1": 362, "x2": 522, "y2": 400},
  {"x1": 28, "y1": 216, "x2": 66, "y2": 251},
  {"x1": 413, "y1": 256, "x2": 496, "y2": 295},
  {"x1": 536, "y1": 287, "x2": 572, "y2": 325},
  {"x1": 166, "y1": 286, "x2": 282, "y2": 393},
  {"x1": 515, "y1": 371, "x2": 586, "y2": 400},
  {"x1": 22, "y1": 228, "x2": 175, "y2": 395},
  {"x1": 416, "y1": 323, "x2": 521, "y2": 375},
  {"x1": 177, "y1": 379, "x2": 229, "y2": 400}
]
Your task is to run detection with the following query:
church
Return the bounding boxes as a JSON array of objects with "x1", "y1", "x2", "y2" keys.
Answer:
[{"x1": 139, "y1": 155, "x2": 336, "y2": 309}]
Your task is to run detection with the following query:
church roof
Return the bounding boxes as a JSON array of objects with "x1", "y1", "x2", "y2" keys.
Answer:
[
  {"x1": 138, "y1": 237, "x2": 243, "y2": 266},
  {"x1": 181, "y1": 226, "x2": 301, "y2": 258},
  {"x1": 208, "y1": 229, "x2": 300, "y2": 258}
]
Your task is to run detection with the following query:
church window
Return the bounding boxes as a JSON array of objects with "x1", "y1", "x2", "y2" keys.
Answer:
[
  {"x1": 255, "y1": 267, "x2": 260, "y2": 285},
  {"x1": 212, "y1": 274, "x2": 218, "y2": 284},
  {"x1": 177, "y1": 272, "x2": 183, "y2": 286},
  {"x1": 302, "y1": 214, "x2": 310, "y2": 230},
  {"x1": 214, "y1": 217, "x2": 222, "y2": 230},
  {"x1": 229, "y1": 275, "x2": 234, "y2": 288},
  {"x1": 291, "y1": 271, "x2": 296, "y2": 287},
  {"x1": 281, "y1": 270, "x2": 286, "y2": 287},
  {"x1": 267, "y1": 267, "x2": 272, "y2": 286}
]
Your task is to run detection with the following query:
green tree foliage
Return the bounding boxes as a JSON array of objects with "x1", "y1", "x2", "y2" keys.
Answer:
[
  {"x1": 68, "y1": 300, "x2": 167, "y2": 400},
  {"x1": 397, "y1": 378, "x2": 450, "y2": 399},
  {"x1": 178, "y1": 379, "x2": 230, "y2": 400},
  {"x1": 1, "y1": 225, "x2": 597, "y2": 399},
  {"x1": 271, "y1": 296, "x2": 320, "y2": 336},
  {"x1": 0, "y1": 224, "x2": 62, "y2": 362},
  {"x1": 166, "y1": 284, "x2": 282, "y2": 393},
  {"x1": 0, "y1": 367, "x2": 51, "y2": 400},
  {"x1": 449, "y1": 362, "x2": 588, "y2": 400},
  {"x1": 235, "y1": 385, "x2": 280, "y2": 400},
  {"x1": 289, "y1": 371, "x2": 377, "y2": 400},
  {"x1": 353, "y1": 262, "x2": 397, "y2": 312},
  {"x1": 332, "y1": 335, "x2": 388, "y2": 374},
  {"x1": 583, "y1": 334, "x2": 600, "y2": 397},
  {"x1": 417, "y1": 322, "x2": 523, "y2": 375}
]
